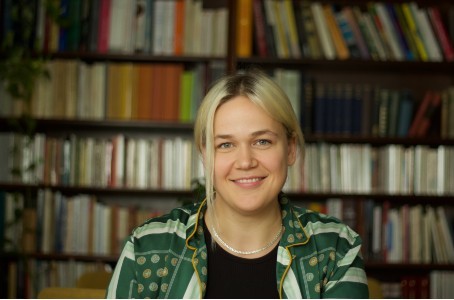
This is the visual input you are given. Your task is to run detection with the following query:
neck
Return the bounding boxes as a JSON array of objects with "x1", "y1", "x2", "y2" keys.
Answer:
[{"x1": 205, "y1": 199, "x2": 282, "y2": 258}]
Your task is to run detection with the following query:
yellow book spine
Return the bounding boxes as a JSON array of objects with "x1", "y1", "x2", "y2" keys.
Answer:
[
  {"x1": 236, "y1": 0, "x2": 253, "y2": 57},
  {"x1": 401, "y1": 3, "x2": 428, "y2": 61},
  {"x1": 323, "y1": 5, "x2": 349, "y2": 59}
]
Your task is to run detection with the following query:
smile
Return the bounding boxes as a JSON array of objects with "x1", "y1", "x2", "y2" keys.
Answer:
[{"x1": 233, "y1": 177, "x2": 264, "y2": 184}]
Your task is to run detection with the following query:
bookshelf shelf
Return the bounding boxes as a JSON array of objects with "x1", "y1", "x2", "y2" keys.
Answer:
[
  {"x1": 365, "y1": 262, "x2": 454, "y2": 272},
  {"x1": 237, "y1": 57, "x2": 454, "y2": 74},
  {"x1": 1, "y1": 183, "x2": 452, "y2": 204},
  {"x1": 2, "y1": 118, "x2": 453, "y2": 145},
  {"x1": 50, "y1": 51, "x2": 227, "y2": 64},
  {"x1": 2, "y1": 252, "x2": 453, "y2": 272},
  {"x1": 0, "y1": 183, "x2": 194, "y2": 198},
  {"x1": 0, "y1": 118, "x2": 194, "y2": 135},
  {"x1": 0, "y1": 252, "x2": 119, "y2": 264}
]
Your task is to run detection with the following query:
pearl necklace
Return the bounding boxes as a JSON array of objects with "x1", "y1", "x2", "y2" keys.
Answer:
[{"x1": 211, "y1": 225, "x2": 284, "y2": 255}]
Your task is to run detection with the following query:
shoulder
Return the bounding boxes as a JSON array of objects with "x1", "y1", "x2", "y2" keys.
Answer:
[
  {"x1": 289, "y1": 201, "x2": 361, "y2": 247},
  {"x1": 130, "y1": 201, "x2": 202, "y2": 249}
]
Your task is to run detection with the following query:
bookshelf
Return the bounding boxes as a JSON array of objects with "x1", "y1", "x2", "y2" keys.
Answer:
[{"x1": 1, "y1": 0, "x2": 454, "y2": 298}]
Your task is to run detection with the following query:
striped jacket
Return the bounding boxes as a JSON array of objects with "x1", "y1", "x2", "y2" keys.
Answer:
[{"x1": 106, "y1": 195, "x2": 369, "y2": 298}]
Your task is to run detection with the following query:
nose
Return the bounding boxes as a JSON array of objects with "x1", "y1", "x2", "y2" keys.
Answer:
[{"x1": 234, "y1": 145, "x2": 257, "y2": 169}]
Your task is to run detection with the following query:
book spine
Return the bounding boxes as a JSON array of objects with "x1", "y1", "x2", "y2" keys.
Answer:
[
  {"x1": 236, "y1": 0, "x2": 253, "y2": 57},
  {"x1": 427, "y1": 7, "x2": 454, "y2": 61},
  {"x1": 310, "y1": 2, "x2": 336, "y2": 60}
]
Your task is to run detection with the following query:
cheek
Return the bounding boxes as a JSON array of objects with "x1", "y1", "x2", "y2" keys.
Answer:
[
  {"x1": 259, "y1": 150, "x2": 289, "y2": 173},
  {"x1": 214, "y1": 154, "x2": 232, "y2": 178}
]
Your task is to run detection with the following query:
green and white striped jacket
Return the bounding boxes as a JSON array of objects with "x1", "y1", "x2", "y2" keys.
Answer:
[{"x1": 106, "y1": 195, "x2": 369, "y2": 299}]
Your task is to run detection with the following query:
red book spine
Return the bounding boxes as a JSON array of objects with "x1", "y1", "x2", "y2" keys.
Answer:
[
  {"x1": 428, "y1": 7, "x2": 454, "y2": 61},
  {"x1": 417, "y1": 91, "x2": 442, "y2": 136},
  {"x1": 408, "y1": 91, "x2": 433, "y2": 137},
  {"x1": 97, "y1": 0, "x2": 111, "y2": 53},
  {"x1": 252, "y1": 0, "x2": 268, "y2": 57}
]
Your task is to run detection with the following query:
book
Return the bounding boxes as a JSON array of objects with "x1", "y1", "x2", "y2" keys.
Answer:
[
  {"x1": 292, "y1": 0, "x2": 309, "y2": 57},
  {"x1": 322, "y1": 4, "x2": 349, "y2": 60},
  {"x1": 385, "y1": 3, "x2": 415, "y2": 60},
  {"x1": 374, "y1": 3, "x2": 405, "y2": 61},
  {"x1": 236, "y1": 0, "x2": 253, "y2": 57},
  {"x1": 270, "y1": 0, "x2": 289, "y2": 58},
  {"x1": 310, "y1": 2, "x2": 336, "y2": 60},
  {"x1": 368, "y1": 4, "x2": 394, "y2": 60},
  {"x1": 410, "y1": 3, "x2": 443, "y2": 61},
  {"x1": 162, "y1": 64, "x2": 183, "y2": 121},
  {"x1": 377, "y1": 88, "x2": 390, "y2": 137},
  {"x1": 358, "y1": 9, "x2": 386, "y2": 61},
  {"x1": 252, "y1": 0, "x2": 268, "y2": 57},
  {"x1": 179, "y1": 70, "x2": 194, "y2": 122},
  {"x1": 174, "y1": 0, "x2": 185, "y2": 55},
  {"x1": 342, "y1": 7, "x2": 369, "y2": 59},
  {"x1": 335, "y1": 9, "x2": 361, "y2": 59},
  {"x1": 427, "y1": 6, "x2": 454, "y2": 61},
  {"x1": 135, "y1": 63, "x2": 155, "y2": 120},
  {"x1": 436, "y1": 206, "x2": 454, "y2": 262},
  {"x1": 97, "y1": 0, "x2": 111, "y2": 53},
  {"x1": 396, "y1": 90, "x2": 414, "y2": 137},
  {"x1": 300, "y1": 0, "x2": 322, "y2": 59},
  {"x1": 387, "y1": 90, "x2": 400, "y2": 136},
  {"x1": 392, "y1": 3, "x2": 420, "y2": 60},
  {"x1": 408, "y1": 91, "x2": 441, "y2": 137},
  {"x1": 280, "y1": 0, "x2": 301, "y2": 58},
  {"x1": 400, "y1": 3, "x2": 428, "y2": 61}
]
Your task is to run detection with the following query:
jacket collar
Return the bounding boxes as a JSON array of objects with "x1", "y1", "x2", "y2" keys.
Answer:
[{"x1": 185, "y1": 194, "x2": 310, "y2": 250}]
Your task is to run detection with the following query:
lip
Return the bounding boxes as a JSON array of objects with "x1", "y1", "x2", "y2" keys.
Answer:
[{"x1": 231, "y1": 176, "x2": 266, "y2": 187}]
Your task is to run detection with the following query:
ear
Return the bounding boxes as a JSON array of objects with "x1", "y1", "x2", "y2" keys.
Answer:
[{"x1": 287, "y1": 135, "x2": 297, "y2": 166}]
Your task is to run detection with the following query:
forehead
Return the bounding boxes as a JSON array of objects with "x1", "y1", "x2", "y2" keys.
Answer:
[{"x1": 214, "y1": 96, "x2": 285, "y2": 136}]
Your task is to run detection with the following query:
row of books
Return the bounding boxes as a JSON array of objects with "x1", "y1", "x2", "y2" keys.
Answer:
[
  {"x1": 0, "y1": 189, "x2": 182, "y2": 255},
  {"x1": 308, "y1": 198, "x2": 454, "y2": 264},
  {"x1": 6, "y1": 259, "x2": 111, "y2": 299},
  {"x1": 244, "y1": 0, "x2": 454, "y2": 61},
  {"x1": 378, "y1": 272, "x2": 454, "y2": 298},
  {"x1": 0, "y1": 60, "x2": 225, "y2": 122},
  {"x1": 2, "y1": 60, "x2": 452, "y2": 139},
  {"x1": 0, "y1": 133, "x2": 204, "y2": 190},
  {"x1": 2, "y1": 131, "x2": 454, "y2": 195},
  {"x1": 302, "y1": 79, "x2": 452, "y2": 138},
  {"x1": 300, "y1": 143, "x2": 454, "y2": 195},
  {"x1": 4, "y1": 189, "x2": 454, "y2": 264},
  {"x1": 0, "y1": 0, "x2": 228, "y2": 57}
]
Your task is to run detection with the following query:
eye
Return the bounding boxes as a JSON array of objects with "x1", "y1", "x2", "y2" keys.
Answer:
[
  {"x1": 254, "y1": 139, "x2": 271, "y2": 147},
  {"x1": 217, "y1": 142, "x2": 233, "y2": 149}
]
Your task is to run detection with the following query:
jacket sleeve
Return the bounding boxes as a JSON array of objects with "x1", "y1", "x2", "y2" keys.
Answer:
[
  {"x1": 322, "y1": 226, "x2": 369, "y2": 298},
  {"x1": 106, "y1": 237, "x2": 140, "y2": 299}
]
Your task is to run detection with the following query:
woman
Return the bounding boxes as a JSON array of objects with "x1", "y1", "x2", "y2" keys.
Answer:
[{"x1": 106, "y1": 70, "x2": 369, "y2": 298}]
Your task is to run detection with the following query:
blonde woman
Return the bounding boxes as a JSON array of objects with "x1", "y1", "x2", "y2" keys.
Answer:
[{"x1": 107, "y1": 70, "x2": 369, "y2": 298}]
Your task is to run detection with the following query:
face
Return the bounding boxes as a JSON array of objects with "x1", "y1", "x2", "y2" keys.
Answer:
[{"x1": 212, "y1": 95, "x2": 296, "y2": 216}]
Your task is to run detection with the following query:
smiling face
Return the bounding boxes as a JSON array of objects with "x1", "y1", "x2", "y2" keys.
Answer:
[{"x1": 212, "y1": 95, "x2": 296, "y2": 216}]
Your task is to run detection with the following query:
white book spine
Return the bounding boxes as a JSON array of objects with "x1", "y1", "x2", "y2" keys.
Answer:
[{"x1": 310, "y1": 2, "x2": 336, "y2": 60}]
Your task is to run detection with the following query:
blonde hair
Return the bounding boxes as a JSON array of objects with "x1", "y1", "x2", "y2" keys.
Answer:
[{"x1": 194, "y1": 69, "x2": 305, "y2": 211}]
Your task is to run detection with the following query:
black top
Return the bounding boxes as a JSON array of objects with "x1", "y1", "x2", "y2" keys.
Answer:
[{"x1": 203, "y1": 220, "x2": 280, "y2": 299}]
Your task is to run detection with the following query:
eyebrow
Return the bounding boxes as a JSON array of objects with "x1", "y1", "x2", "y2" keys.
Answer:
[{"x1": 214, "y1": 130, "x2": 279, "y2": 140}]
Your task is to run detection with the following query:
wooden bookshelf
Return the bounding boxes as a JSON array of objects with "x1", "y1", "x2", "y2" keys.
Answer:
[{"x1": 2, "y1": 0, "x2": 454, "y2": 298}]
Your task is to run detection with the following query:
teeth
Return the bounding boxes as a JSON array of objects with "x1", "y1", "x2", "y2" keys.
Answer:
[{"x1": 236, "y1": 178, "x2": 261, "y2": 184}]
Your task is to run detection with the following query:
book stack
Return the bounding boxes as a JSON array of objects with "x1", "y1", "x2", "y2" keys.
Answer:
[
  {"x1": 0, "y1": 0, "x2": 229, "y2": 57},
  {"x1": 0, "y1": 133, "x2": 204, "y2": 190},
  {"x1": 0, "y1": 189, "x2": 182, "y2": 256},
  {"x1": 301, "y1": 79, "x2": 451, "y2": 138},
  {"x1": 245, "y1": 1, "x2": 454, "y2": 61},
  {"x1": 0, "y1": 60, "x2": 225, "y2": 122},
  {"x1": 290, "y1": 143, "x2": 454, "y2": 195}
]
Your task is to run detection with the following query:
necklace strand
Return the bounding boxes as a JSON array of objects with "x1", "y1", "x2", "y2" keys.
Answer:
[{"x1": 211, "y1": 225, "x2": 284, "y2": 255}]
